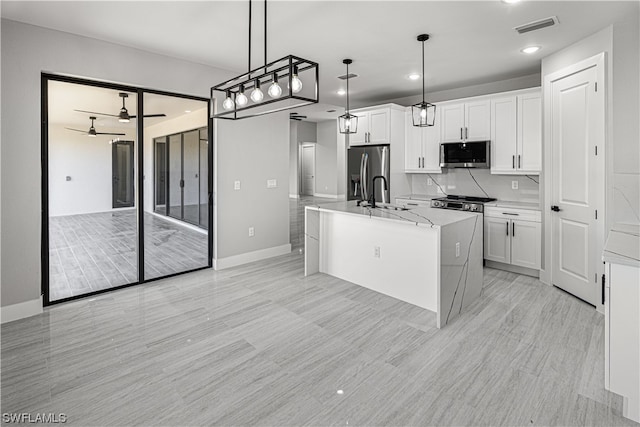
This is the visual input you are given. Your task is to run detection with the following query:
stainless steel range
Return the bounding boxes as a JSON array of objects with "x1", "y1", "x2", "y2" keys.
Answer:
[{"x1": 430, "y1": 195, "x2": 496, "y2": 213}]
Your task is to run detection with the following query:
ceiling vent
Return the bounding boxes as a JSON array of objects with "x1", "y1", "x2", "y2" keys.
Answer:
[
  {"x1": 338, "y1": 73, "x2": 358, "y2": 80},
  {"x1": 514, "y1": 16, "x2": 559, "y2": 34}
]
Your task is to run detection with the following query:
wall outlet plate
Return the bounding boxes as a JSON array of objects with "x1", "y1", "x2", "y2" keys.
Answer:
[
  {"x1": 455, "y1": 242, "x2": 460, "y2": 257},
  {"x1": 511, "y1": 180, "x2": 519, "y2": 190},
  {"x1": 234, "y1": 180, "x2": 241, "y2": 190},
  {"x1": 248, "y1": 227, "x2": 255, "y2": 237},
  {"x1": 374, "y1": 246, "x2": 381, "y2": 258},
  {"x1": 267, "y1": 179, "x2": 277, "y2": 188},
  {"x1": 427, "y1": 178, "x2": 433, "y2": 186}
]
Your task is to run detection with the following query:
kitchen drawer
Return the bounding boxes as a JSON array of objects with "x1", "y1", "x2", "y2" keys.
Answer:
[{"x1": 484, "y1": 206, "x2": 541, "y2": 222}]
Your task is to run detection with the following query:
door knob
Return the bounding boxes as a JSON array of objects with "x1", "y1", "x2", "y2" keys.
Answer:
[{"x1": 551, "y1": 205, "x2": 561, "y2": 212}]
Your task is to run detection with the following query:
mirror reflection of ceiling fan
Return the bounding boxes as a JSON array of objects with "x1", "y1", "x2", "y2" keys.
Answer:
[
  {"x1": 74, "y1": 93, "x2": 167, "y2": 123},
  {"x1": 290, "y1": 112, "x2": 307, "y2": 121},
  {"x1": 65, "y1": 116, "x2": 126, "y2": 137}
]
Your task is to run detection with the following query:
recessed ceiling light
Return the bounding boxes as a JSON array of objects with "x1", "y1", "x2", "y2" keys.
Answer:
[
  {"x1": 502, "y1": 0, "x2": 521, "y2": 4},
  {"x1": 521, "y1": 46, "x2": 541, "y2": 54},
  {"x1": 408, "y1": 73, "x2": 421, "y2": 81},
  {"x1": 337, "y1": 89, "x2": 346, "y2": 96},
  {"x1": 184, "y1": 110, "x2": 191, "y2": 113}
]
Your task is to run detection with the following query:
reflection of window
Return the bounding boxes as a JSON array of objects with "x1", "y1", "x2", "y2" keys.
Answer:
[{"x1": 153, "y1": 126, "x2": 208, "y2": 229}]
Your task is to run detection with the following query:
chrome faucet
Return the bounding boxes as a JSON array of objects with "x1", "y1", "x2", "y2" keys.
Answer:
[{"x1": 371, "y1": 176, "x2": 388, "y2": 208}]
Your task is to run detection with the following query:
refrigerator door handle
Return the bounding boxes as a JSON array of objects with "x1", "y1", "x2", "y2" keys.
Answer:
[
  {"x1": 360, "y1": 153, "x2": 367, "y2": 201},
  {"x1": 381, "y1": 146, "x2": 389, "y2": 204}
]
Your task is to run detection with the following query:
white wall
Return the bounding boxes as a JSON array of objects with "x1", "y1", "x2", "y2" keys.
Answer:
[
  {"x1": 542, "y1": 18, "x2": 639, "y2": 228},
  {"x1": 315, "y1": 120, "x2": 338, "y2": 197},
  {"x1": 48, "y1": 125, "x2": 136, "y2": 216},
  {"x1": 1, "y1": 19, "x2": 290, "y2": 310},
  {"x1": 143, "y1": 107, "x2": 208, "y2": 213}
]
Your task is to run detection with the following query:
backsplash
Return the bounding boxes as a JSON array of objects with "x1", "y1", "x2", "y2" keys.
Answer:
[{"x1": 410, "y1": 169, "x2": 540, "y2": 203}]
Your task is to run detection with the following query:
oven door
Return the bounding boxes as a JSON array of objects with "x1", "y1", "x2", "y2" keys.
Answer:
[{"x1": 440, "y1": 141, "x2": 490, "y2": 168}]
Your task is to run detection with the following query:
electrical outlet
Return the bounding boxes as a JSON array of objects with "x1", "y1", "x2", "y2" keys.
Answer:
[
  {"x1": 234, "y1": 180, "x2": 241, "y2": 190},
  {"x1": 374, "y1": 246, "x2": 381, "y2": 258},
  {"x1": 248, "y1": 227, "x2": 255, "y2": 237},
  {"x1": 512, "y1": 180, "x2": 519, "y2": 190},
  {"x1": 455, "y1": 242, "x2": 460, "y2": 257},
  {"x1": 427, "y1": 178, "x2": 433, "y2": 186},
  {"x1": 267, "y1": 179, "x2": 277, "y2": 188}
]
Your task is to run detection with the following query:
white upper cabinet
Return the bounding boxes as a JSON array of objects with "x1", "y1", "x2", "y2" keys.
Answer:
[
  {"x1": 347, "y1": 108, "x2": 391, "y2": 146},
  {"x1": 491, "y1": 89, "x2": 541, "y2": 175},
  {"x1": 404, "y1": 107, "x2": 441, "y2": 173},
  {"x1": 441, "y1": 100, "x2": 490, "y2": 142}
]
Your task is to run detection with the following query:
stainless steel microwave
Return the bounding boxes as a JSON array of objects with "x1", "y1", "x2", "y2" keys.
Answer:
[{"x1": 440, "y1": 141, "x2": 490, "y2": 168}]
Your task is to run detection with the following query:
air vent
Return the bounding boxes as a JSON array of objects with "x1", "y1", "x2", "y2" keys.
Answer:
[
  {"x1": 337, "y1": 73, "x2": 358, "y2": 80},
  {"x1": 514, "y1": 16, "x2": 558, "y2": 34}
]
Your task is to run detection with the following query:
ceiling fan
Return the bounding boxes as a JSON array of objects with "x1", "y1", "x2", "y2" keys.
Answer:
[
  {"x1": 74, "y1": 92, "x2": 167, "y2": 123},
  {"x1": 65, "y1": 116, "x2": 126, "y2": 138},
  {"x1": 290, "y1": 112, "x2": 307, "y2": 121}
]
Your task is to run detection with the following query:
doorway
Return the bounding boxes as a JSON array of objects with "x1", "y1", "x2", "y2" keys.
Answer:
[
  {"x1": 301, "y1": 144, "x2": 316, "y2": 196},
  {"x1": 545, "y1": 53, "x2": 605, "y2": 306},
  {"x1": 112, "y1": 140, "x2": 135, "y2": 208}
]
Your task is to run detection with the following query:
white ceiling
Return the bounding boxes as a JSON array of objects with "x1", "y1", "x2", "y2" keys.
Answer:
[{"x1": 3, "y1": 1, "x2": 637, "y2": 121}]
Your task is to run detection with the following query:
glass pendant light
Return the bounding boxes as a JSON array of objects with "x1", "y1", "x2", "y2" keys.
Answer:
[
  {"x1": 290, "y1": 65, "x2": 303, "y2": 93},
  {"x1": 338, "y1": 59, "x2": 358, "y2": 134},
  {"x1": 222, "y1": 90, "x2": 235, "y2": 110},
  {"x1": 411, "y1": 34, "x2": 436, "y2": 127},
  {"x1": 236, "y1": 84, "x2": 248, "y2": 107},
  {"x1": 250, "y1": 80, "x2": 264, "y2": 102},
  {"x1": 268, "y1": 73, "x2": 282, "y2": 98}
]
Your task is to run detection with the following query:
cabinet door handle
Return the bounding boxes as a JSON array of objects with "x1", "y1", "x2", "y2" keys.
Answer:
[
  {"x1": 512, "y1": 222, "x2": 515, "y2": 237},
  {"x1": 518, "y1": 155, "x2": 521, "y2": 169},
  {"x1": 512, "y1": 155, "x2": 515, "y2": 169},
  {"x1": 465, "y1": 127, "x2": 468, "y2": 140},
  {"x1": 421, "y1": 156, "x2": 425, "y2": 168},
  {"x1": 460, "y1": 127, "x2": 463, "y2": 140},
  {"x1": 506, "y1": 222, "x2": 509, "y2": 236},
  {"x1": 418, "y1": 157, "x2": 421, "y2": 168},
  {"x1": 502, "y1": 212, "x2": 519, "y2": 216}
]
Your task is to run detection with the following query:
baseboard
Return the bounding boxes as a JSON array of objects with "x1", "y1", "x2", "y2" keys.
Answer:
[
  {"x1": 1, "y1": 296, "x2": 43, "y2": 324},
  {"x1": 485, "y1": 260, "x2": 540, "y2": 278},
  {"x1": 213, "y1": 244, "x2": 292, "y2": 270},
  {"x1": 289, "y1": 194, "x2": 300, "y2": 199},
  {"x1": 313, "y1": 193, "x2": 338, "y2": 199}
]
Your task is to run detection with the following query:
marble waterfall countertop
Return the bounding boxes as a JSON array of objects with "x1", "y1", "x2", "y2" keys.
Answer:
[
  {"x1": 305, "y1": 201, "x2": 479, "y2": 228},
  {"x1": 603, "y1": 223, "x2": 640, "y2": 267}
]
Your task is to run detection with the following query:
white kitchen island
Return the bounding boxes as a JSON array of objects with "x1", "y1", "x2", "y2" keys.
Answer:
[{"x1": 305, "y1": 201, "x2": 483, "y2": 328}]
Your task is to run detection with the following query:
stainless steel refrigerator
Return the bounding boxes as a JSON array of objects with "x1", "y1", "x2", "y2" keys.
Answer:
[{"x1": 347, "y1": 144, "x2": 390, "y2": 203}]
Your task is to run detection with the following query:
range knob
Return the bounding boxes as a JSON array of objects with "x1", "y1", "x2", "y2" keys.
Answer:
[
  {"x1": 469, "y1": 204, "x2": 479, "y2": 212},
  {"x1": 463, "y1": 204, "x2": 470, "y2": 211},
  {"x1": 432, "y1": 201, "x2": 441, "y2": 207}
]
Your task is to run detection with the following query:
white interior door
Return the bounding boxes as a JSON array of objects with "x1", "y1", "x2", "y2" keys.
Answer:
[
  {"x1": 551, "y1": 64, "x2": 603, "y2": 306},
  {"x1": 301, "y1": 144, "x2": 315, "y2": 196}
]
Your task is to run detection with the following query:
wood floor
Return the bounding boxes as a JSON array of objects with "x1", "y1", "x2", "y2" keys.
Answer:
[{"x1": 1, "y1": 197, "x2": 634, "y2": 426}]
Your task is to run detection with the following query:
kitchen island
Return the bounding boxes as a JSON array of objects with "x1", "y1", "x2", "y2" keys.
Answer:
[{"x1": 305, "y1": 201, "x2": 483, "y2": 328}]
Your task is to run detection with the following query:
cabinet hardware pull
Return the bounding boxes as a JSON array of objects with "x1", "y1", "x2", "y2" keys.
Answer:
[
  {"x1": 465, "y1": 127, "x2": 468, "y2": 140},
  {"x1": 601, "y1": 274, "x2": 605, "y2": 304},
  {"x1": 502, "y1": 212, "x2": 519, "y2": 216},
  {"x1": 512, "y1": 222, "x2": 515, "y2": 237},
  {"x1": 460, "y1": 127, "x2": 463, "y2": 140},
  {"x1": 518, "y1": 155, "x2": 521, "y2": 169},
  {"x1": 422, "y1": 157, "x2": 425, "y2": 168},
  {"x1": 408, "y1": 203, "x2": 418, "y2": 206},
  {"x1": 506, "y1": 222, "x2": 509, "y2": 236},
  {"x1": 512, "y1": 155, "x2": 515, "y2": 169},
  {"x1": 418, "y1": 157, "x2": 420, "y2": 168}
]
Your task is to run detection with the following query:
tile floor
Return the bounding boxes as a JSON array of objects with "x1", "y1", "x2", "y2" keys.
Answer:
[{"x1": 48, "y1": 210, "x2": 208, "y2": 301}]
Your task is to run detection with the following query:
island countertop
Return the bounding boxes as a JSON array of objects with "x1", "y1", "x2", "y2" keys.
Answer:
[{"x1": 305, "y1": 201, "x2": 479, "y2": 228}]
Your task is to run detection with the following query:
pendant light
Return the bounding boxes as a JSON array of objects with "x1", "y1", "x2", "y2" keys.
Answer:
[
  {"x1": 338, "y1": 59, "x2": 358, "y2": 134},
  {"x1": 211, "y1": 0, "x2": 319, "y2": 120},
  {"x1": 411, "y1": 34, "x2": 436, "y2": 127}
]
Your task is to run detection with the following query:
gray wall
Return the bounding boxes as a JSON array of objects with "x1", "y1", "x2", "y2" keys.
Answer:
[
  {"x1": 0, "y1": 19, "x2": 290, "y2": 308},
  {"x1": 315, "y1": 120, "x2": 338, "y2": 197}
]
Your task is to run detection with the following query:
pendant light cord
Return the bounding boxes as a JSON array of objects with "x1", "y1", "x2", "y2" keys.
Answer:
[
  {"x1": 346, "y1": 62, "x2": 350, "y2": 113},
  {"x1": 421, "y1": 39, "x2": 425, "y2": 104},
  {"x1": 248, "y1": 0, "x2": 252, "y2": 74},
  {"x1": 264, "y1": 0, "x2": 267, "y2": 74}
]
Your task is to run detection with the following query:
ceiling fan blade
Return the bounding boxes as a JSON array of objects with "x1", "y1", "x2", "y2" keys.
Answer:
[
  {"x1": 65, "y1": 127, "x2": 87, "y2": 133},
  {"x1": 96, "y1": 132, "x2": 127, "y2": 136},
  {"x1": 129, "y1": 113, "x2": 167, "y2": 119},
  {"x1": 74, "y1": 109, "x2": 119, "y2": 118}
]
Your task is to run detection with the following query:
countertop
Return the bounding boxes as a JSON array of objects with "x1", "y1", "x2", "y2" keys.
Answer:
[
  {"x1": 603, "y1": 223, "x2": 640, "y2": 268},
  {"x1": 306, "y1": 201, "x2": 478, "y2": 228}
]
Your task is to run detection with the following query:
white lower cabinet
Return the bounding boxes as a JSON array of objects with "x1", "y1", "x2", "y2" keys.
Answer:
[{"x1": 484, "y1": 207, "x2": 541, "y2": 270}]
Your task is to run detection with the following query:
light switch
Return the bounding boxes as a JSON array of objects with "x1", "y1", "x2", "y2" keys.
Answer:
[
  {"x1": 267, "y1": 179, "x2": 277, "y2": 188},
  {"x1": 234, "y1": 180, "x2": 241, "y2": 190}
]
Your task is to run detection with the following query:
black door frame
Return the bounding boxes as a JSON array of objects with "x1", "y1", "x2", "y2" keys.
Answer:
[
  {"x1": 41, "y1": 73, "x2": 214, "y2": 306},
  {"x1": 112, "y1": 140, "x2": 135, "y2": 209}
]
